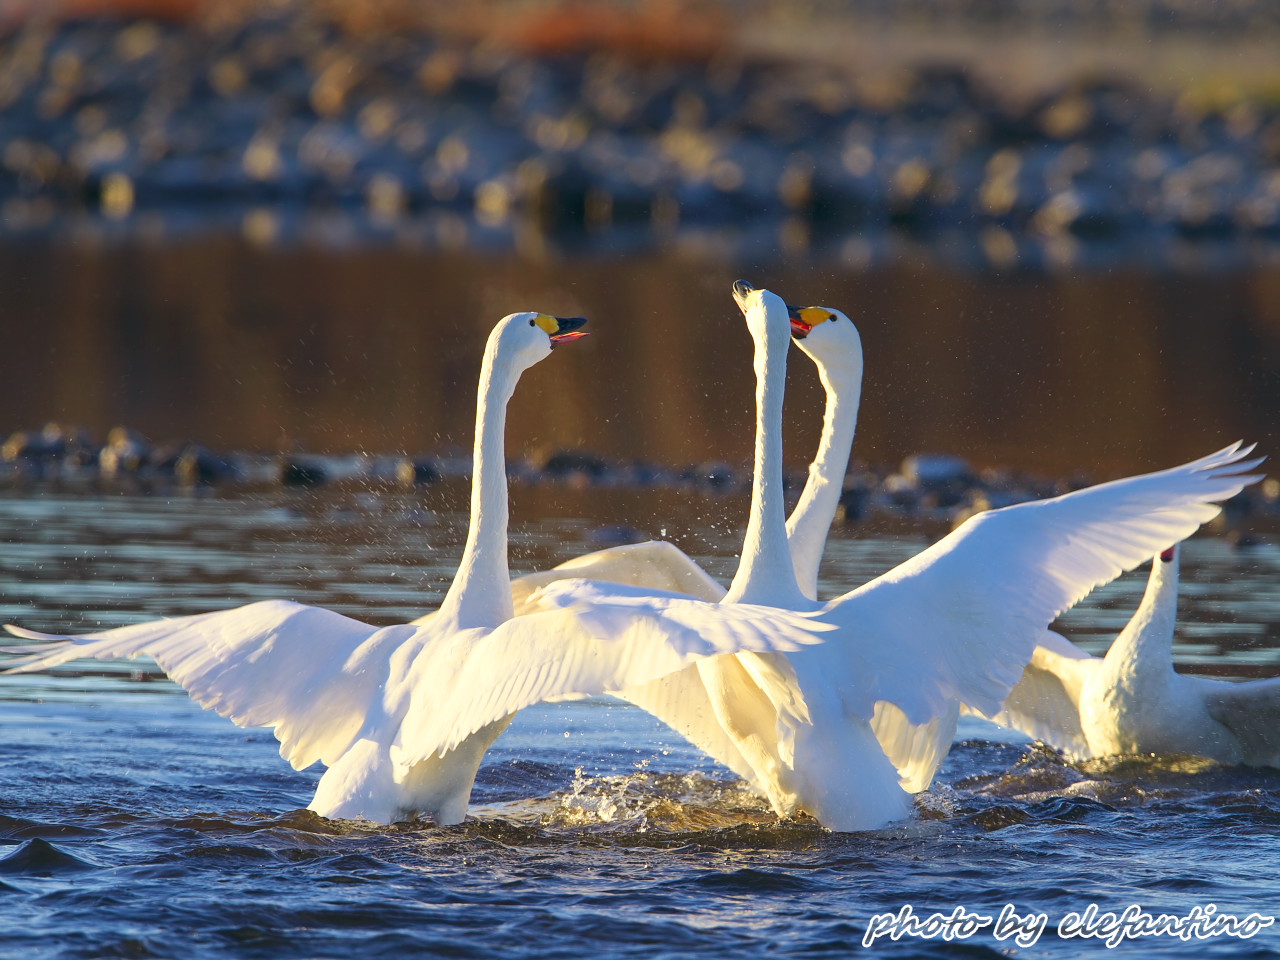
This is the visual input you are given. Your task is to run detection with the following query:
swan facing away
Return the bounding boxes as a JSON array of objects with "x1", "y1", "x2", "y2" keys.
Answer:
[
  {"x1": 986, "y1": 543, "x2": 1280, "y2": 767},
  {"x1": 2, "y1": 311, "x2": 829, "y2": 826},
  {"x1": 535, "y1": 283, "x2": 1265, "y2": 831}
]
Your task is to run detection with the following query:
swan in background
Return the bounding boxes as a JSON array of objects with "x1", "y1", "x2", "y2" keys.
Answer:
[
  {"x1": 3, "y1": 312, "x2": 828, "y2": 825},
  {"x1": 536, "y1": 282, "x2": 1264, "y2": 830},
  {"x1": 985, "y1": 543, "x2": 1280, "y2": 766}
]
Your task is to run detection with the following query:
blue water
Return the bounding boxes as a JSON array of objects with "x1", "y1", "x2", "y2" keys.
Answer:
[{"x1": 1, "y1": 488, "x2": 1278, "y2": 959}]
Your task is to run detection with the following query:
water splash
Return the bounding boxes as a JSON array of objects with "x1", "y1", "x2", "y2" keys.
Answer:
[{"x1": 546, "y1": 765, "x2": 777, "y2": 833}]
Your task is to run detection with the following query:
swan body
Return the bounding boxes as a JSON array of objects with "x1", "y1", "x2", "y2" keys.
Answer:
[
  {"x1": 4, "y1": 312, "x2": 827, "y2": 825},
  {"x1": 987, "y1": 545, "x2": 1280, "y2": 766},
  {"x1": 528, "y1": 287, "x2": 900, "y2": 823},
  {"x1": 539, "y1": 284, "x2": 1264, "y2": 831}
]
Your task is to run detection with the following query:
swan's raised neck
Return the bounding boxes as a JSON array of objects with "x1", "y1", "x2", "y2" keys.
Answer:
[
  {"x1": 438, "y1": 313, "x2": 587, "y2": 629},
  {"x1": 437, "y1": 332, "x2": 521, "y2": 629},
  {"x1": 1105, "y1": 546, "x2": 1181, "y2": 673},
  {"x1": 725, "y1": 284, "x2": 810, "y2": 609},
  {"x1": 787, "y1": 311, "x2": 863, "y2": 599}
]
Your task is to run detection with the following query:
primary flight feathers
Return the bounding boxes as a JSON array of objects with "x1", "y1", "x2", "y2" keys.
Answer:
[
  {"x1": 3, "y1": 587, "x2": 831, "y2": 771},
  {"x1": 812, "y1": 440, "x2": 1264, "y2": 724},
  {"x1": 532, "y1": 443, "x2": 1262, "y2": 736}
]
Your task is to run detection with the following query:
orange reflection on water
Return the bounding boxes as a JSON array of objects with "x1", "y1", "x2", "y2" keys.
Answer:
[{"x1": 4, "y1": 232, "x2": 1278, "y2": 481}]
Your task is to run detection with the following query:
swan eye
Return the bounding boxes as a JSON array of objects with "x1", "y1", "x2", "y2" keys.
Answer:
[{"x1": 529, "y1": 318, "x2": 536, "y2": 326}]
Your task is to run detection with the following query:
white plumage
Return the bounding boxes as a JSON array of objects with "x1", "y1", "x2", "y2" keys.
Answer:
[
  {"x1": 4, "y1": 292, "x2": 1268, "y2": 832},
  {"x1": 508, "y1": 301, "x2": 952, "y2": 795},
  {"x1": 539, "y1": 283, "x2": 1264, "y2": 831},
  {"x1": 3, "y1": 311, "x2": 825, "y2": 825}
]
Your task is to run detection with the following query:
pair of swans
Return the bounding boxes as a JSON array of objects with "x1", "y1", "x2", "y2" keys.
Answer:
[
  {"x1": 988, "y1": 543, "x2": 1280, "y2": 767},
  {"x1": 510, "y1": 287, "x2": 953, "y2": 800},
  {"x1": 4, "y1": 289, "x2": 1264, "y2": 830},
  {"x1": 522, "y1": 283, "x2": 1262, "y2": 829}
]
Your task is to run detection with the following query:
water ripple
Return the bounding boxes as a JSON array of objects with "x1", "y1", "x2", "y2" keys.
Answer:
[{"x1": 0, "y1": 838, "x2": 100, "y2": 876}]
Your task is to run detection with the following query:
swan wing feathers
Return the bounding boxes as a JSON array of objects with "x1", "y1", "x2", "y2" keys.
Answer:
[
  {"x1": 532, "y1": 578, "x2": 833, "y2": 653},
  {"x1": 508, "y1": 544, "x2": 753, "y2": 780},
  {"x1": 615, "y1": 666, "x2": 762, "y2": 786},
  {"x1": 510, "y1": 540, "x2": 725, "y2": 616},
  {"x1": 869, "y1": 700, "x2": 960, "y2": 793},
  {"x1": 820, "y1": 442, "x2": 1263, "y2": 724},
  {"x1": 1199, "y1": 675, "x2": 1280, "y2": 768},
  {"x1": 3, "y1": 601, "x2": 407, "y2": 771},
  {"x1": 394, "y1": 582, "x2": 831, "y2": 764},
  {"x1": 980, "y1": 630, "x2": 1097, "y2": 759}
]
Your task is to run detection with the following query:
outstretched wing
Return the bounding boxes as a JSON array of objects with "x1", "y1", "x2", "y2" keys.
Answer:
[
  {"x1": 816, "y1": 442, "x2": 1264, "y2": 724},
  {"x1": 3, "y1": 601, "x2": 410, "y2": 771},
  {"x1": 507, "y1": 540, "x2": 978, "y2": 793},
  {"x1": 394, "y1": 581, "x2": 832, "y2": 764},
  {"x1": 509, "y1": 542, "x2": 762, "y2": 780},
  {"x1": 978, "y1": 629, "x2": 1097, "y2": 759},
  {"x1": 510, "y1": 540, "x2": 726, "y2": 615}
]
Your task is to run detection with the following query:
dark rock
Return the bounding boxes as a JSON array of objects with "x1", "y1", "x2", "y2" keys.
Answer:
[{"x1": 278, "y1": 457, "x2": 328, "y2": 487}]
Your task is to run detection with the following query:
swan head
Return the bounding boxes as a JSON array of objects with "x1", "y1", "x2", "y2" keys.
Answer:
[
  {"x1": 786, "y1": 305, "x2": 863, "y2": 376},
  {"x1": 731, "y1": 280, "x2": 790, "y2": 348},
  {"x1": 491, "y1": 313, "x2": 589, "y2": 371}
]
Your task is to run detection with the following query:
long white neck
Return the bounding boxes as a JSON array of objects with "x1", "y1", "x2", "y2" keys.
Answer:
[
  {"x1": 725, "y1": 297, "x2": 809, "y2": 609},
  {"x1": 1105, "y1": 552, "x2": 1180, "y2": 678},
  {"x1": 786, "y1": 357, "x2": 861, "y2": 599},
  {"x1": 437, "y1": 341, "x2": 519, "y2": 630}
]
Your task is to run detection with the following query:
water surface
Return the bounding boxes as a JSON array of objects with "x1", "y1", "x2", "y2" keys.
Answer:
[{"x1": 1, "y1": 488, "x2": 1278, "y2": 958}]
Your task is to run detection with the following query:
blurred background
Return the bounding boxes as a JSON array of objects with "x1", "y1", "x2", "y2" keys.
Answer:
[{"x1": 1, "y1": 0, "x2": 1278, "y2": 492}]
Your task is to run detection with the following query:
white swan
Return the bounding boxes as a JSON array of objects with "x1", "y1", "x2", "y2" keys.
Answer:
[
  {"x1": 2, "y1": 311, "x2": 827, "y2": 825},
  {"x1": 786, "y1": 304, "x2": 957, "y2": 793},
  {"x1": 985, "y1": 543, "x2": 1280, "y2": 766},
  {"x1": 781, "y1": 304, "x2": 864, "y2": 595},
  {"x1": 537, "y1": 283, "x2": 1264, "y2": 830}
]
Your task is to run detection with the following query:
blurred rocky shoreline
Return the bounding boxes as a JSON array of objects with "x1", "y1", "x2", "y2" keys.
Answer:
[
  {"x1": 2, "y1": 1, "x2": 1279, "y2": 268},
  {"x1": 5, "y1": 421, "x2": 1277, "y2": 539}
]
